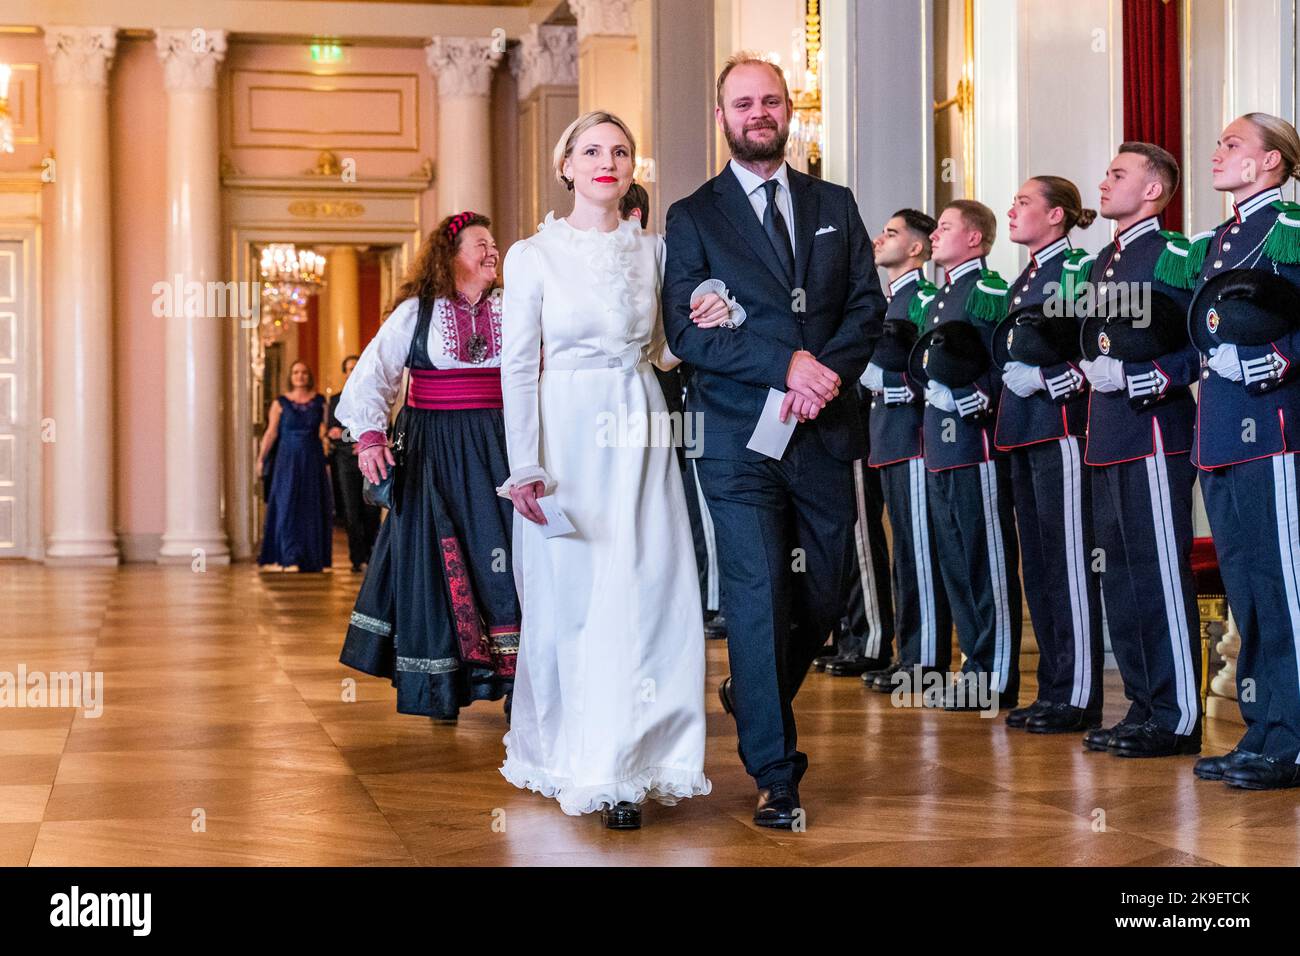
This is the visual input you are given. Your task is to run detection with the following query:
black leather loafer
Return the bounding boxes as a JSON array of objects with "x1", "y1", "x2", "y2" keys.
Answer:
[
  {"x1": 1083, "y1": 720, "x2": 1141, "y2": 752},
  {"x1": 826, "y1": 654, "x2": 891, "y2": 677},
  {"x1": 704, "y1": 615, "x2": 728, "y2": 641},
  {"x1": 1193, "y1": 749, "x2": 1261, "y2": 780},
  {"x1": 1025, "y1": 702, "x2": 1102, "y2": 734},
  {"x1": 601, "y1": 801, "x2": 642, "y2": 829},
  {"x1": 1222, "y1": 755, "x2": 1300, "y2": 790},
  {"x1": 1107, "y1": 720, "x2": 1201, "y2": 758},
  {"x1": 1006, "y1": 699, "x2": 1048, "y2": 729},
  {"x1": 754, "y1": 783, "x2": 801, "y2": 829},
  {"x1": 812, "y1": 654, "x2": 838, "y2": 672},
  {"x1": 718, "y1": 676, "x2": 735, "y2": 716},
  {"x1": 867, "y1": 662, "x2": 905, "y2": 691}
]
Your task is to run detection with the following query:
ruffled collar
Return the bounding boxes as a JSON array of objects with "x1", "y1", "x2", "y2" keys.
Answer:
[{"x1": 540, "y1": 210, "x2": 641, "y2": 242}]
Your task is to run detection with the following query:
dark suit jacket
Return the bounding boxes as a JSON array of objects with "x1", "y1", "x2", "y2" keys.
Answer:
[{"x1": 662, "y1": 165, "x2": 886, "y2": 462}]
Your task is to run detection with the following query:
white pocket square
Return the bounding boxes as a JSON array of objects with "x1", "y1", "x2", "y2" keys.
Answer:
[{"x1": 814, "y1": 225, "x2": 837, "y2": 236}]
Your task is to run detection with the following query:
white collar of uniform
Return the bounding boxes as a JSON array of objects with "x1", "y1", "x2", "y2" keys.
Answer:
[
  {"x1": 1114, "y1": 215, "x2": 1161, "y2": 250},
  {"x1": 1029, "y1": 236, "x2": 1070, "y2": 268},
  {"x1": 944, "y1": 256, "x2": 983, "y2": 284},
  {"x1": 730, "y1": 158, "x2": 792, "y2": 200},
  {"x1": 1235, "y1": 186, "x2": 1283, "y2": 222},
  {"x1": 889, "y1": 268, "x2": 922, "y2": 297}
]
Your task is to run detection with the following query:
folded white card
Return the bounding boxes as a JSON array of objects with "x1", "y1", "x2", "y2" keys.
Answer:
[
  {"x1": 537, "y1": 495, "x2": 576, "y2": 538},
  {"x1": 746, "y1": 388, "x2": 798, "y2": 460}
]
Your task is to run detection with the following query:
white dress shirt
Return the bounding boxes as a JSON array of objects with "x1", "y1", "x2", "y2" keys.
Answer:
[{"x1": 729, "y1": 158, "x2": 796, "y2": 258}]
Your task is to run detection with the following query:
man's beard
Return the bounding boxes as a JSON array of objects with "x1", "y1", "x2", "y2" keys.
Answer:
[{"x1": 724, "y1": 117, "x2": 790, "y2": 163}]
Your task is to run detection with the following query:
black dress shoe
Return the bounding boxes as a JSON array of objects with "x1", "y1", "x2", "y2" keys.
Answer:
[
  {"x1": 826, "y1": 654, "x2": 891, "y2": 677},
  {"x1": 867, "y1": 662, "x2": 905, "y2": 691},
  {"x1": 718, "y1": 676, "x2": 735, "y2": 716},
  {"x1": 812, "y1": 653, "x2": 838, "y2": 671},
  {"x1": 704, "y1": 614, "x2": 728, "y2": 641},
  {"x1": 1107, "y1": 720, "x2": 1201, "y2": 758},
  {"x1": 1083, "y1": 720, "x2": 1141, "y2": 752},
  {"x1": 754, "y1": 783, "x2": 801, "y2": 829},
  {"x1": 1193, "y1": 748, "x2": 1261, "y2": 780},
  {"x1": 1006, "y1": 699, "x2": 1048, "y2": 729},
  {"x1": 601, "y1": 801, "x2": 642, "y2": 829},
  {"x1": 1223, "y1": 754, "x2": 1300, "y2": 790},
  {"x1": 1025, "y1": 702, "x2": 1102, "y2": 734}
]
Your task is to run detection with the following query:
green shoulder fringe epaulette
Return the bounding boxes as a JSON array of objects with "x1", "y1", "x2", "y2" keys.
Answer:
[
  {"x1": 907, "y1": 277, "x2": 940, "y2": 329},
  {"x1": 966, "y1": 269, "x2": 1009, "y2": 323},
  {"x1": 1263, "y1": 201, "x2": 1300, "y2": 265},
  {"x1": 1060, "y1": 249, "x2": 1096, "y2": 298},
  {"x1": 1155, "y1": 229, "x2": 1214, "y2": 289}
]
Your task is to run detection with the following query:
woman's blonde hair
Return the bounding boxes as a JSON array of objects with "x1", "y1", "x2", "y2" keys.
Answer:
[
  {"x1": 552, "y1": 110, "x2": 637, "y2": 190},
  {"x1": 1240, "y1": 112, "x2": 1300, "y2": 183}
]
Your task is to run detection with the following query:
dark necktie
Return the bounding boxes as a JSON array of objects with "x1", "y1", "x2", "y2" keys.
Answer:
[{"x1": 762, "y1": 179, "x2": 795, "y2": 285}]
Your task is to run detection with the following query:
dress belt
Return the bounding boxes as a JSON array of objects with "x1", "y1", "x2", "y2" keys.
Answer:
[{"x1": 543, "y1": 345, "x2": 648, "y2": 371}]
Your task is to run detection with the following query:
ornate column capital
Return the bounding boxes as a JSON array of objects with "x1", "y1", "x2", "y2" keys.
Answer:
[
  {"x1": 43, "y1": 26, "x2": 117, "y2": 89},
  {"x1": 425, "y1": 37, "x2": 504, "y2": 98},
  {"x1": 568, "y1": 0, "x2": 635, "y2": 41},
  {"x1": 510, "y1": 24, "x2": 577, "y2": 101},
  {"x1": 155, "y1": 28, "x2": 228, "y2": 92}
]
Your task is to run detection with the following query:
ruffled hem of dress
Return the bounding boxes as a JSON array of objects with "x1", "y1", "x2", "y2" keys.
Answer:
[{"x1": 499, "y1": 754, "x2": 712, "y2": 816}]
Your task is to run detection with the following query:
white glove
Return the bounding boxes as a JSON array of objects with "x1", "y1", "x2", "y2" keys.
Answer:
[
  {"x1": 1079, "y1": 356, "x2": 1125, "y2": 393},
  {"x1": 1001, "y1": 361, "x2": 1046, "y2": 398},
  {"x1": 925, "y1": 381, "x2": 957, "y2": 412},
  {"x1": 1207, "y1": 345, "x2": 1243, "y2": 382},
  {"x1": 859, "y1": 362, "x2": 885, "y2": 392},
  {"x1": 1044, "y1": 365, "x2": 1086, "y2": 401},
  {"x1": 882, "y1": 383, "x2": 916, "y2": 405}
]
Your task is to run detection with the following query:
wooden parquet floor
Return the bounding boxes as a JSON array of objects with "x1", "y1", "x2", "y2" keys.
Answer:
[{"x1": 1, "y1": 536, "x2": 1294, "y2": 867}]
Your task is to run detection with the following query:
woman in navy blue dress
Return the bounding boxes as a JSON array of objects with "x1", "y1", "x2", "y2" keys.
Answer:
[{"x1": 257, "y1": 361, "x2": 334, "y2": 572}]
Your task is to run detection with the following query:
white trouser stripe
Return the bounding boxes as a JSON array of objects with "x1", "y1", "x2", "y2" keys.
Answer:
[
  {"x1": 691, "y1": 459, "x2": 720, "y2": 611},
  {"x1": 1144, "y1": 431, "x2": 1197, "y2": 735},
  {"x1": 1271, "y1": 454, "x2": 1300, "y2": 763},
  {"x1": 1059, "y1": 436, "x2": 1093, "y2": 708},
  {"x1": 909, "y1": 458, "x2": 938, "y2": 666},
  {"x1": 853, "y1": 459, "x2": 884, "y2": 655},
  {"x1": 978, "y1": 461, "x2": 1011, "y2": 693}
]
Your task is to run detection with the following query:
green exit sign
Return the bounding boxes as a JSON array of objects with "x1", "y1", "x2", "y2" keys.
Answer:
[{"x1": 310, "y1": 42, "x2": 343, "y2": 63}]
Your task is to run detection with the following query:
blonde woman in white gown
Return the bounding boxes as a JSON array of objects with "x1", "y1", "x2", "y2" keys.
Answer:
[{"x1": 497, "y1": 111, "x2": 732, "y2": 828}]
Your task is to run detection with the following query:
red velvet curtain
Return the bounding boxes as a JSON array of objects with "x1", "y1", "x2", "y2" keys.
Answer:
[{"x1": 1122, "y1": 0, "x2": 1184, "y2": 232}]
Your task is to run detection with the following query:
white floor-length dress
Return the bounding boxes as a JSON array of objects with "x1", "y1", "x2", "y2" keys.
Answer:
[{"x1": 497, "y1": 213, "x2": 711, "y2": 815}]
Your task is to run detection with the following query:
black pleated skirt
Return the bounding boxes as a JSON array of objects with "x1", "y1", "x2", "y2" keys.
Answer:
[{"x1": 339, "y1": 405, "x2": 518, "y2": 719}]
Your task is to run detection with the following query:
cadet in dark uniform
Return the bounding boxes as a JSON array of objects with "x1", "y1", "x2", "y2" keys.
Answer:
[
  {"x1": 996, "y1": 177, "x2": 1104, "y2": 734},
  {"x1": 913, "y1": 200, "x2": 1023, "y2": 711},
  {"x1": 1184, "y1": 113, "x2": 1300, "y2": 790},
  {"x1": 857, "y1": 209, "x2": 953, "y2": 690},
  {"x1": 328, "y1": 355, "x2": 381, "y2": 572},
  {"x1": 1077, "y1": 143, "x2": 1202, "y2": 757}
]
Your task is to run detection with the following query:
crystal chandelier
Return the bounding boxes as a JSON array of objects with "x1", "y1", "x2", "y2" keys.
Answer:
[
  {"x1": 785, "y1": 0, "x2": 823, "y2": 175},
  {"x1": 0, "y1": 64, "x2": 15, "y2": 155},
  {"x1": 258, "y1": 243, "x2": 325, "y2": 346}
]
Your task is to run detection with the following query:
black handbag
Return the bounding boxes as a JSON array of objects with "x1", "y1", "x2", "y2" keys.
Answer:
[{"x1": 361, "y1": 297, "x2": 430, "y2": 510}]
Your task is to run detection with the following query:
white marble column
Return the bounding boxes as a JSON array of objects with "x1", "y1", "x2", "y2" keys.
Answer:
[
  {"x1": 43, "y1": 26, "x2": 119, "y2": 565},
  {"x1": 155, "y1": 28, "x2": 230, "y2": 565},
  {"x1": 426, "y1": 37, "x2": 503, "y2": 219}
]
